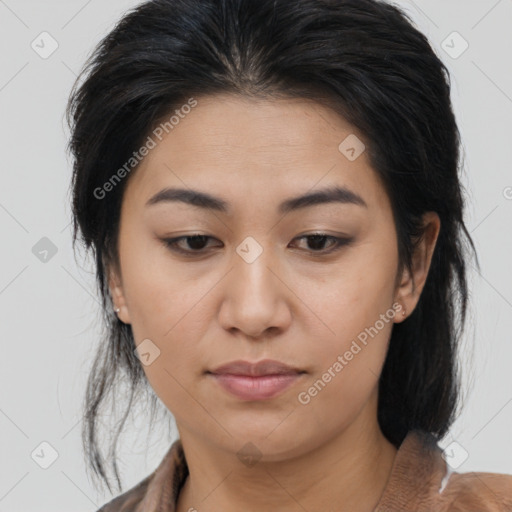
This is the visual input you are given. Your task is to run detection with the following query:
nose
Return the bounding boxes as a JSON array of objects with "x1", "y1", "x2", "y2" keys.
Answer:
[{"x1": 218, "y1": 243, "x2": 292, "y2": 340}]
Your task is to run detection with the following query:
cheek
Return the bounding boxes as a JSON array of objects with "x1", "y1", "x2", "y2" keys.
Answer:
[
  {"x1": 121, "y1": 255, "x2": 217, "y2": 402},
  {"x1": 295, "y1": 304, "x2": 394, "y2": 432},
  {"x1": 129, "y1": 296, "x2": 211, "y2": 419},
  {"x1": 307, "y1": 242, "x2": 398, "y2": 345},
  {"x1": 294, "y1": 241, "x2": 397, "y2": 411},
  {"x1": 119, "y1": 230, "x2": 209, "y2": 337}
]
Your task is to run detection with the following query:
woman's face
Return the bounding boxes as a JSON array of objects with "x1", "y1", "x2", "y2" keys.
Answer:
[{"x1": 109, "y1": 93, "x2": 430, "y2": 459}]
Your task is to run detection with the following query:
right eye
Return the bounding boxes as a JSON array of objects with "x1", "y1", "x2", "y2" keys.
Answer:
[{"x1": 161, "y1": 234, "x2": 222, "y2": 256}]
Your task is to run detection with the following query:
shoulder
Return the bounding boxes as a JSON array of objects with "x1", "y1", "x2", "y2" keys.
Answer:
[
  {"x1": 441, "y1": 470, "x2": 512, "y2": 511},
  {"x1": 95, "y1": 472, "x2": 154, "y2": 512},
  {"x1": 95, "y1": 439, "x2": 187, "y2": 512},
  {"x1": 375, "y1": 429, "x2": 512, "y2": 512}
]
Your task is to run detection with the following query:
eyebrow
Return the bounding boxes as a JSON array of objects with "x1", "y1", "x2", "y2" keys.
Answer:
[{"x1": 145, "y1": 185, "x2": 367, "y2": 214}]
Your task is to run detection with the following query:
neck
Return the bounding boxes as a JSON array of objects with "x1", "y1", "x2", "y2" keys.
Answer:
[{"x1": 175, "y1": 398, "x2": 397, "y2": 512}]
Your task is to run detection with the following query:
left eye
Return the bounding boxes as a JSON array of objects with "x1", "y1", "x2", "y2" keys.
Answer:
[
  {"x1": 292, "y1": 233, "x2": 350, "y2": 253},
  {"x1": 162, "y1": 233, "x2": 351, "y2": 256}
]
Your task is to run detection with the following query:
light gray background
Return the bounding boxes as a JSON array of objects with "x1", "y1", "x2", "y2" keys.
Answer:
[{"x1": 0, "y1": 0, "x2": 511, "y2": 510}]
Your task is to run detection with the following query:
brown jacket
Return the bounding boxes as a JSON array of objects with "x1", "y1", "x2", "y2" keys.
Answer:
[{"x1": 97, "y1": 429, "x2": 512, "y2": 511}]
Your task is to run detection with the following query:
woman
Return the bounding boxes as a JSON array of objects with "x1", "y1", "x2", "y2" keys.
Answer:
[{"x1": 66, "y1": 0, "x2": 512, "y2": 510}]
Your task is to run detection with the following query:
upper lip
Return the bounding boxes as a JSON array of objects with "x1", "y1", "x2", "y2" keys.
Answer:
[{"x1": 208, "y1": 359, "x2": 304, "y2": 376}]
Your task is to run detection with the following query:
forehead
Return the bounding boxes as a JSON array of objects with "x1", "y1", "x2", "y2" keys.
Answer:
[
  {"x1": 146, "y1": 93, "x2": 361, "y2": 160},
  {"x1": 123, "y1": 93, "x2": 390, "y2": 215}
]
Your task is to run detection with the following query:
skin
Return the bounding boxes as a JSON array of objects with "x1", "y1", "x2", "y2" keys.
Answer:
[{"x1": 108, "y1": 93, "x2": 441, "y2": 512}]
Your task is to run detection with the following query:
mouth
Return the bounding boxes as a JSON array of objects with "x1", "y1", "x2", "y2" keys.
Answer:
[{"x1": 206, "y1": 359, "x2": 306, "y2": 401}]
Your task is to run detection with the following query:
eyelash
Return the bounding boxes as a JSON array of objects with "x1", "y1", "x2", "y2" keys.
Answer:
[{"x1": 161, "y1": 233, "x2": 352, "y2": 257}]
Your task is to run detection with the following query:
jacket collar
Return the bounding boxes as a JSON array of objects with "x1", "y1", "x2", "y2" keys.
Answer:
[{"x1": 374, "y1": 429, "x2": 450, "y2": 511}]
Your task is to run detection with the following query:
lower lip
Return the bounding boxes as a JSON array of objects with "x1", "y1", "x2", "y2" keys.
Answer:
[{"x1": 209, "y1": 373, "x2": 303, "y2": 400}]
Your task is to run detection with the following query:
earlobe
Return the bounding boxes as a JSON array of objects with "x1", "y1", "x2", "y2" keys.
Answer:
[
  {"x1": 108, "y1": 268, "x2": 131, "y2": 324},
  {"x1": 393, "y1": 212, "x2": 441, "y2": 323},
  {"x1": 393, "y1": 265, "x2": 412, "y2": 323}
]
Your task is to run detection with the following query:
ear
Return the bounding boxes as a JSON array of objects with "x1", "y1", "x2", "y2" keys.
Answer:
[
  {"x1": 393, "y1": 211, "x2": 440, "y2": 323},
  {"x1": 108, "y1": 266, "x2": 132, "y2": 325}
]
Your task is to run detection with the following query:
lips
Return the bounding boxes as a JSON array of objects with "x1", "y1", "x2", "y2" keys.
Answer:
[
  {"x1": 209, "y1": 359, "x2": 303, "y2": 377},
  {"x1": 207, "y1": 359, "x2": 305, "y2": 400}
]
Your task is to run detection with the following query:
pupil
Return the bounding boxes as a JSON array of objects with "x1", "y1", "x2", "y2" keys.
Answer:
[
  {"x1": 308, "y1": 235, "x2": 327, "y2": 250},
  {"x1": 188, "y1": 235, "x2": 207, "y2": 250}
]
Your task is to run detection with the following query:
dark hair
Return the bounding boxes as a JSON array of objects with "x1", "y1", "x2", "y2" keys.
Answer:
[{"x1": 66, "y1": 0, "x2": 478, "y2": 495}]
